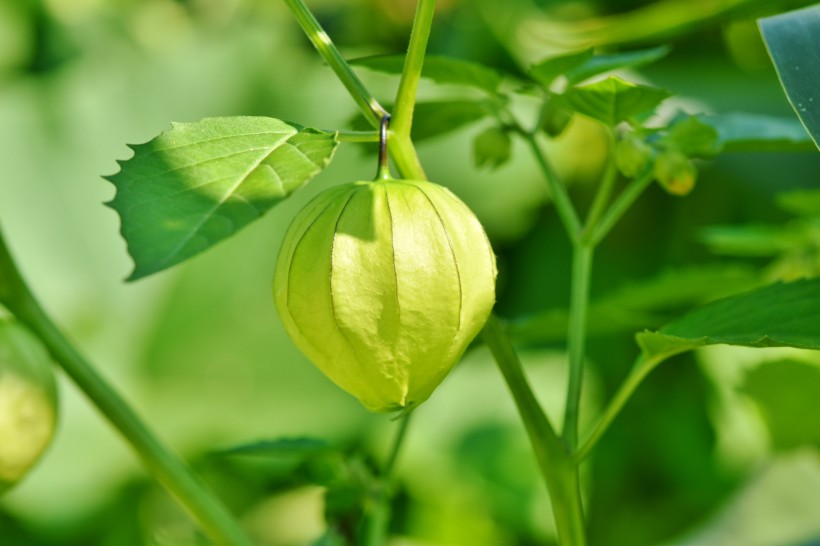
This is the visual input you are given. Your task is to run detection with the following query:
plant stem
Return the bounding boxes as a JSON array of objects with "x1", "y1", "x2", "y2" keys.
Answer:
[
  {"x1": 483, "y1": 315, "x2": 587, "y2": 545},
  {"x1": 337, "y1": 130, "x2": 381, "y2": 143},
  {"x1": 524, "y1": 133, "x2": 582, "y2": 241},
  {"x1": 581, "y1": 158, "x2": 617, "y2": 243},
  {"x1": 0, "y1": 229, "x2": 253, "y2": 546},
  {"x1": 363, "y1": 414, "x2": 412, "y2": 546},
  {"x1": 391, "y1": 0, "x2": 437, "y2": 139},
  {"x1": 282, "y1": 0, "x2": 388, "y2": 128},
  {"x1": 590, "y1": 170, "x2": 654, "y2": 245},
  {"x1": 563, "y1": 243, "x2": 594, "y2": 451}
]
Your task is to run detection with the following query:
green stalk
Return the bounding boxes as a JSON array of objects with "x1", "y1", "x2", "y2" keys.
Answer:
[
  {"x1": 0, "y1": 229, "x2": 253, "y2": 546},
  {"x1": 483, "y1": 316, "x2": 587, "y2": 545},
  {"x1": 590, "y1": 169, "x2": 654, "y2": 245},
  {"x1": 562, "y1": 244, "x2": 593, "y2": 451},
  {"x1": 581, "y1": 158, "x2": 617, "y2": 243},
  {"x1": 363, "y1": 414, "x2": 412, "y2": 546},
  {"x1": 282, "y1": 0, "x2": 388, "y2": 128}
]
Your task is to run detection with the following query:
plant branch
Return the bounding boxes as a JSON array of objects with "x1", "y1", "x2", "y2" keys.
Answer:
[
  {"x1": 581, "y1": 157, "x2": 617, "y2": 243},
  {"x1": 0, "y1": 227, "x2": 252, "y2": 546},
  {"x1": 283, "y1": 0, "x2": 388, "y2": 128},
  {"x1": 562, "y1": 243, "x2": 593, "y2": 451},
  {"x1": 337, "y1": 130, "x2": 381, "y2": 143},
  {"x1": 392, "y1": 0, "x2": 437, "y2": 139},
  {"x1": 590, "y1": 170, "x2": 654, "y2": 245}
]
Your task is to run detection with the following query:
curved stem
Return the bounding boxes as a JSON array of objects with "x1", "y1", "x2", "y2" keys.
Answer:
[
  {"x1": 562, "y1": 244, "x2": 593, "y2": 451},
  {"x1": 363, "y1": 414, "x2": 412, "y2": 546},
  {"x1": 392, "y1": 0, "x2": 437, "y2": 139},
  {"x1": 283, "y1": 0, "x2": 388, "y2": 128},
  {"x1": 591, "y1": 170, "x2": 654, "y2": 245},
  {"x1": 0, "y1": 229, "x2": 252, "y2": 546}
]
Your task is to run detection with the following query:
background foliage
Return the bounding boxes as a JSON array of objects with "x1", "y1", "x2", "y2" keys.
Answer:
[{"x1": 1, "y1": 0, "x2": 819, "y2": 544}]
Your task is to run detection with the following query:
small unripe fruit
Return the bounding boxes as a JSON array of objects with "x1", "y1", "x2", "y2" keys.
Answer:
[
  {"x1": 654, "y1": 149, "x2": 697, "y2": 196},
  {"x1": 274, "y1": 179, "x2": 497, "y2": 413},
  {"x1": 0, "y1": 318, "x2": 58, "y2": 494}
]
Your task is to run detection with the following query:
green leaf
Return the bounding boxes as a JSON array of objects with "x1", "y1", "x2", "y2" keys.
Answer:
[
  {"x1": 106, "y1": 117, "x2": 338, "y2": 280},
  {"x1": 778, "y1": 189, "x2": 820, "y2": 217},
  {"x1": 700, "y1": 224, "x2": 803, "y2": 257},
  {"x1": 563, "y1": 76, "x2": 670, "y2": 126},
  {"x1": 696, "y1": 112, "x2": 815, "y2": 152},
  {"x1": 214, "y1": 437, "x2": 332, "y2": 457},
  {"x1": 411, "y1": 100, "x2": 491, "y2": 141},
  {"x1": 565, "y1": 45, "x2": 672, "y2": 84},
  {"x1": 759, "y1": 4, "x2": 820, "y2": 150},
  {"x1": 529, "y1": 49, "x2": 593, "y2": 87},
  {"x1": 473, "y1": 126, "x2": 512, "y2": 169},
  {"x1": 664, "y1": 116, "x2": 721, "y2": 157},
  {"x1": 741, "y1": 359, "x2": 820, "y2": 451},
  {"x1": 637, "y1": 278, "x2": 820, "y2": 365},
  {"x1": 351, "y1": 54, "x2": 504, "y2": 94}
]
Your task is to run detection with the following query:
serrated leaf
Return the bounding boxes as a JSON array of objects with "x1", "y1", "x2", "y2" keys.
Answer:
[
  {"x1": 637, "y1": 278, "x2": 820, "y2": 366},
  {"x1": 214, "y1": 437, "x2": 332, "y2": 457},
  {"x1": 696, "y1": 112, "x2": 815, "y2": 152},
  {"x1": 529, "y1": 49, "x2": 593, "y2": 87},
  {"x1": 564, "y1": 76, "x2": 670, "y2": 126},
  {"x1": 351, "y1": 54, "x2": 504, "y2": 94},
  {"x1": 106, "y1": 117, "x2": 338, "y2": 280},
  {"x1": 759, "y1": 4, "x2": 820, "y2": 150},
  {"x1": 664, "y1": 115, "x2": 721, "y2": 157},
  {"x1": 411, "y1": 100, "x2": 492, "y2": 141},
  {"x1": 741, "y1": 359, "x2": 820, "y2": 451},
  {"x1": 565, "y1": 45, "x2": 672, "y2": 84}
]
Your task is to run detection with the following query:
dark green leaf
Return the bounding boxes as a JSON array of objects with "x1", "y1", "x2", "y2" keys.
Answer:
[
  {"x1": 664, "y1": 116, "x2": 721, "y2": 157},
  {"x1": 637, "y1": 278, "x2": 820, "y2": 364},
  {"x1": 411, "y1": 100, "x2": 491, "y2": 141},
  {"x1": 563, "y1": 76, "x2": 670, "y2": 126},
  {"x1": 759, "y1": 4, "x2": 820, "y2": 149},
  {"x1": 351, "y1": 54, "x2": 504, "y2": 94},
  {"x1": 529, "y1": 49, "x2": 593, "y2": 87},
  {"x1": 473, "y1": 126, "x2": 512, "y2": 169},
  {"x1": 741, "y1": 359, "x2": 820, "y2": 450},
  {"x1": 696, "y1": 112, "x2": 815, "y2": 152},
  {"x1": 565, "y1": 45, "x2": 672, "y2": 84},
  {"x1": 106, "y1": 117, "x2": 338, "y2": 280},
  {"x1": 214, "y1": 437, "x2": 332, "y2": 457}
]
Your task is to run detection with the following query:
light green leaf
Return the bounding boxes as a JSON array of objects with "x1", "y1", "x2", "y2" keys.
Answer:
[
  {"x1": 741, "y1": 359, "x2": 820, "y2": 451},
  {"x1": 473, "y1": 126, "x2": 512, "y2": 169},
  {"x1": 529, "y1": 49, "x2": 593, "y2": 87},
  {"x1": 759, "y1": 4, "x2": 820, "y2": 150},
  {"x1": 563, "y1": 76, "x2": 670, "y2": 126},
  {"x1": 696, "y1": 112, "x2": 815, "y2": 152},
  {"x1": 700, "y1": 224, "x2": 804, "y2": 257},
  {"x1": 778, "y1": 189, "x2": 820, "y2": 217},
  {"x1": 351, "y1": 54, "x2": 504, "y2": 94},
  {"x1": 637, "y1": 278, "x2": 820, "y2": 366},
  {"x1": 664, "y1": 115, "x2": 721, "y2": 157},
  {"x1": 565, "y1": 45, "x2": 671, "y2": 84},
  {"x1": 106, "y1": 117, "x2": 338, "y2": 280}
]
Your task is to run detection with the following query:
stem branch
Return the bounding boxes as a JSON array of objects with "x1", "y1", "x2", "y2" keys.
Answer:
[{"x1": 591, "y1": 170, "x2": 654, "y2": 245}]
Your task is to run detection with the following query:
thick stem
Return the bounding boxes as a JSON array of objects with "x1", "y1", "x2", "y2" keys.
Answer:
[
  {"x1": 363, "y1": 414, "x2": 412, "y2": 546},
  {"x1": 0, "y1": 229, "x2": 252, "y2": 546},
  {"x1": 563, "y1": 244, "x2": 594, "y2": 451},
  {"x1": 483, "y1": 315, "x2": 587, "y2": 545},
  {"x1": 282, "y1": 0, "x2": 388, "y2": 128},
  {"x1": 392, "y1": 0, "x2": 437, "y2": 139}
]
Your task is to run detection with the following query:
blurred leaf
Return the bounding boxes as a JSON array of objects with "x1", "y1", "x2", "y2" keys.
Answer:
[
  {"x1": 564, "y1": 76, "x2": 670, "y2": 126},
  {"x1": 411, "y1": 100, "x2": 491, "y2": 141},
  {"x1": 637, "y1": 278, "x2": 820, "y2": 367},
  {"x1": 741, "y1": 359, "x2": 820, "y2": 450},
  {"x1": 529, "y1": 49, "x2": 592, "y2": 87},
  {"x1": 664, "y1": 116, "x2": 721, "y2": 157},
  {"x1": 508, "y1": 264, "x2": 758, "y2": 344},
  {"x1": 759, "y1": 4, "x2": 820, "y2": 149},
  {"x1": 312, "y1": 529, "x2": 347, "y2": 546},
  {"x1": 473, "y1": 126, "x2": 512, "y2": 169},
  {"x1": 697, "y1": 112, "x2": 815, "y2": 152},
  {"x1": 214, "y1": 437, "x2": 332, "y2": 458},
  {"x1": 106, "y1": 117, "x2": 338, "y2": 280},
  {"x1": 351, "y1": 54, "x2": 504, "y2": 94},
  {"x1": 565, "y1": 45, "x2": 672, "y2": 84},
  {"x1": 700, "y1": 224, "x2": 804, "y2": 256},
  {"x1": 778, "y1": 189, "x2": 820, "y2": 217}
]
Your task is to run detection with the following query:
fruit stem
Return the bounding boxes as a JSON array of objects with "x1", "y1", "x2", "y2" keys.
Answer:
[
  {"x1": 0, "y1": 226, "x2": 253, "y2": 546},
  {"x1": 376, "y1": 114, "x2": 393, "y2": 180},
  {"x1": 590, "y1": 168, "x2": 655, "y2": 245},
  {"x1": 282, "y1": 0, "x2": 388, "y2": 128}
]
